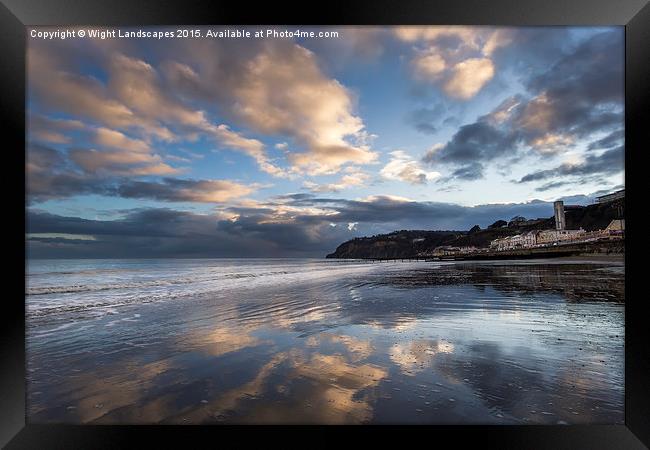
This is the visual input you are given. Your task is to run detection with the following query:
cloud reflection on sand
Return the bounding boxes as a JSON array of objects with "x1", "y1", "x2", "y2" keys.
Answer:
[
  {"x1": 389, "y1": 339, "x2": 454, "y2": 376},
  {"x1": 27, "y1": 260, "x2": 624, "y2": 424},
  {"x1": 156, "y1": 349, "x2": 388, "y2": 424}
]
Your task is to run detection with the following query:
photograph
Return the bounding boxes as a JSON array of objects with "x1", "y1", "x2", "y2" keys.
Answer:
[{"x1": 23, "y1": 24, "x2": 628, "y2": 426}]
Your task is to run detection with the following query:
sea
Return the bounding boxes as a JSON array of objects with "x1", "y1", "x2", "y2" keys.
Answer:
[{"x1": 25, "y1": 258, "x2": 625, "y2": 424}]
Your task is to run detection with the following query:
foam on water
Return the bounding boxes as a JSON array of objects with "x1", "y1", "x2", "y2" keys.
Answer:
[{"x1": 26, "y1": 259, "x2": 435, "y2": 323}]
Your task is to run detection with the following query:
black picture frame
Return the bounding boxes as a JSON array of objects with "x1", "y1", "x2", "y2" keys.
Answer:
[{"x1": 2, "y1": 0, "x2": 648, "y2": 447}]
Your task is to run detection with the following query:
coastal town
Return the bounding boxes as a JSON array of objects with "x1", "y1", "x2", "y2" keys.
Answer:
[
  {"x1": 428, "y1": 189, "x2": 625, "y2": 259},
  {"x1": 327, "y1": 188, "x2": 625, "y2": 261}
]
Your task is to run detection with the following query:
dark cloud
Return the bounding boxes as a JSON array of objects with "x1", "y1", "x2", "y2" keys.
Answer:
[
  {"x1": 534, "y1": 180, "x2": 573, "y2": 192},
  {"x1": 424, "y1": 122, "x2": 518, "y2": 165},
  {"x1": 421, "y1": 122, "x2": 518, "y2": 180},
  {"x1": 113, "y1": 178, "x2": 254, "y2": 203},
  {"x1": 514, "y1": 30, "x2": 623, "y2": 143},
  {"x1": 27, "y1": 143, "x2": 108, "y2": 203},
  {"x1": 490, "y1": 27, "x2": 575, "y2": 73},
  {"x1": 27, "y1": 191, "x2": 612, "y2": 258},
  {"x1": 519, "y1": 146, "x2": 624, "y2": 183},
  {"x1": 526, "y1": 31, "x2": 623, "y2": 104},
  {"x1": 26, "y1": 207, "x2": 351, "y2": 259},
  {"x1": 587, "y1": 129, "x2": 624, "y2": 151},
  {"x1": 407, "y1": 105, "x2": 447, "y2": 135},
  {"x1": 27, "y1": 144, "x2": 254, "y2": 204},
  {"x1": 450, "y1": 163, "x2": 485, "y2": 180},
  {"x1": 534, "y1": 176, "x2": 609, "y2": 192},
  {"x1": 423, "y1": 29, "x2": 623, "y2": 184}
]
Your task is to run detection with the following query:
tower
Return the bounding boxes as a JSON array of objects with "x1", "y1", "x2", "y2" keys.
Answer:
[{"x1": 554, "y1": 200, "x2": 565, "y2": 230}]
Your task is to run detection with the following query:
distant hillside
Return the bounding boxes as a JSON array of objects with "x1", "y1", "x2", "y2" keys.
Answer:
[
  {"x1": 325, "y1": 230, "x2": 462, "y2": 259},
  {"x1": 326, "y1": 198, "x2": 623, "y2": 259}
]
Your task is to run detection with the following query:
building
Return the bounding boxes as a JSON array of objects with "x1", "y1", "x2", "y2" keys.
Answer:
[
  {"x1": 490, "y1": 231, "x2": 539, "y2": 251},
  {"x1": 489, "y1": 228, "x2": 589, "y2": 251},
  {"x1": 536, "y1": 229, "x2": 585, "y2": 244},
  {"x1": 487, "y1": 197, "x2": 625, "y2": 252},
  {"x1": 553, "y1": 200, "x2": 566, "y2": 230},
  {"x1": 596, "y1": 189, "x2": 625, "y2": 204}
]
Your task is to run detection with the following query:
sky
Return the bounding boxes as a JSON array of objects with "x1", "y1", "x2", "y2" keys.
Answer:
[{"x1": 26, "y1": 26, "x2": 625, "y2": 258}]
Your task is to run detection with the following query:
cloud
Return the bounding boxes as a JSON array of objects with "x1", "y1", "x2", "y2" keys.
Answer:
[
  {"x1": 114, "y1": 178, "x2": 257, "y2": 203},
  {"x1": 27, "y1": 143, "x2": 255, "y2": 204},
  {"x1": 108, "y1": 52, "x2": 285, "y2": 176},
  {"x1": 395, "y1": 26, "x2": 509, "y2": 100},
  {"x1": 513, "y1": 30, "x2": 623, "y2": 143},
  {"x1": 421, "y1": 122, "x2": 518, "y2": 180},
  {"x1": 27, "y1": 187, "x2": 616, "y2": 258},
  {"x1": 27, "y1": 42, "x2": 174, "y2": 143},
  {"x1": 412, "y1": 50, "x2": 447, "y2": 78},
  {"x1": 164, "y1": 39, "x2": 378, "y2": 175},
  {"x1": 93, "y1": 127, "x2": 151, "y2": 153},
  {"x1": 449, "y1": 162, "x2": 485, "y2": 180},
  {"x1": 28, "y1": 46, "x2": 138, "y2": 131},
  {"x1": 30, "y1": 36, "x2": 380, "y2": 177},
  {"x1": 107, "y1": 53, "x2": 208, "y2": 130},
  {"x1": 422, "y1": 29, "x2": 624, "y2": 184},
  {"x1": 28, "y1": 112, "x2": 181, "y2": 179},
  {"x1": 209, "y1": 124, "x2": 284, "y2": 177},
  {"x1": 237, "y1": 42, "x2": 377, "y2": 174},
  {"x1": 443, "y1": 57, "x2": 495, "y2": 100},
  {"x1": 299, "y1": 27, "x2": 386, "y2": 70},
  {"x1": 380, "y1": 150, "x2": 440, "y2": 184},
  {"x1": 303, "y1": 170, "x2": 370, "y2": 193},
  {"x1": 587, "y1": 129, "x2": 624, "y2": 151},
  {"x1": 28, "y1": 115, "x2": 84, "y2": 144},
  {"x1": 28, "y1": 41, "x2": 284, "y2": 177},
  {"x1": 69, "y1": 148, "x2": 179, "y2": 176},
  {"x1": 27, "y1": 144, "x2": 105, "y2": 203},
  {"x1": 406, "y1": 106, "x2": 448, "y2": 135},
  {"x1": 518, "y1": 146, "x2": 624, "y2": 183}
]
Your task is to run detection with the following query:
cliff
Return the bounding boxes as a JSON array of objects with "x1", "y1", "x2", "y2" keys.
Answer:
[{"x1": 325, "y1": 230, "x2": 462, "y2": 259}]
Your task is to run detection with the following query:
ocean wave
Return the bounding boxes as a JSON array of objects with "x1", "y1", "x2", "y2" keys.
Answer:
[
  {"x1": 26, "y1": 270, "x2": 296, "y2": 296},
  {"x1": 25, "y1": 260, "x2": 405, "y2": 321}
]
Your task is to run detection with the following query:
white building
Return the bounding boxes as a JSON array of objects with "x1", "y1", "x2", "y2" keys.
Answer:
[
  {"x1": 489, "y1": 228, "x2": 587, "y2": 251},
  {"x1": 490, "y1": 231, "x2": 539, "y2": 251}
]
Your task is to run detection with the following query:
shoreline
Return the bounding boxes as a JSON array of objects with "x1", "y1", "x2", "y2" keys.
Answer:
[{"x1": 553, "y1": 253, "x2": 624, "y2": 262}]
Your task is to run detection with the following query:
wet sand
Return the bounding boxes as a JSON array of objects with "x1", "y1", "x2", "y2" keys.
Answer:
[{"x1": 26, "y1": 258, "x2": 624, "y2": 424}]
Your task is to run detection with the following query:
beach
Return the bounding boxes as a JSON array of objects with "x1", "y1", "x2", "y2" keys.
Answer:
[{"x1": 26, "y1": 258, "x2": 624, "y2": 424}]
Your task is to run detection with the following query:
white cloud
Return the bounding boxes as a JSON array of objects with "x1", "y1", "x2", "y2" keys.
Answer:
[
  {"x1": 94, "y1": 127, "x2": 151, "y2": 153},
  {"x1": 69, "y1": 148, "x2": 180, "y2": 176},
  {"x1": 443, "y1": 57, "x2": 495, "y2": 100},
  {"x1": 165, "y1": 40, "x2": 378, "y2": 175},
  {"x1": 303, "y1": 170, "x2": 370, "y2": 193},
  {"x1": 395, "y1": 26, "x2": 511, "y2": 99},
  {"x1": 380, "y1": 150, "x2": 440, "y2": 184}
]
